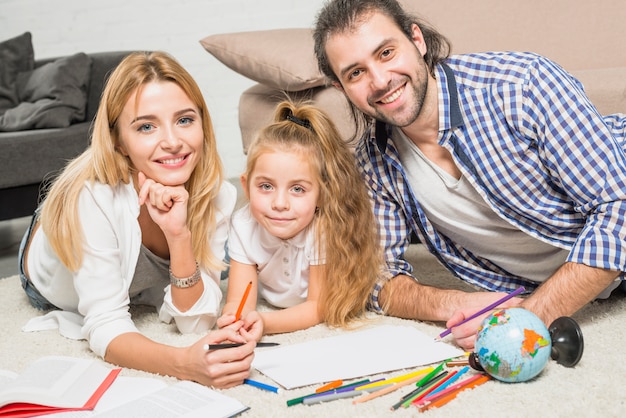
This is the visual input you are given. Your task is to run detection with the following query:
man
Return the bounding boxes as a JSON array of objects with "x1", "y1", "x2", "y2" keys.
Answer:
[{"x1": 313, "y1": 0, "x2": 626, "y2": 349}]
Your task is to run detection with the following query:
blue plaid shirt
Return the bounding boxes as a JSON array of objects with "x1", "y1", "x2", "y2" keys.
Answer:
[{"x1": 356, "y1": 52, "x2": 626, "y2": 313}]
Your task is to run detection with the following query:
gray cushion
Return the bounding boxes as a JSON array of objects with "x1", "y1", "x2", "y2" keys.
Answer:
[
  {"x1": 0, "y1": 53, "x2": 91, "y2": 131},
  {"x1": 0, "y1": 32, "x2": 34, "y2": 113},
  {"x1": 0, "y1": 122, "x2": 91, "y2": 188}
]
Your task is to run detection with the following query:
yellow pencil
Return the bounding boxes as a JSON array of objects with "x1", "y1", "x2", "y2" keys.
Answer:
[
  {"x1": 354, "y1": 367, "x2": 434, "y2": 391},
  {"x1": 353, "y1": 374, "x2": 423, "y2": 405}
]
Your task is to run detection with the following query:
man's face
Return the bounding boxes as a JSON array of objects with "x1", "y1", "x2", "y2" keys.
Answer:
[{"x1": 325, "y1": 12, "x2": 430, "y2": 127}]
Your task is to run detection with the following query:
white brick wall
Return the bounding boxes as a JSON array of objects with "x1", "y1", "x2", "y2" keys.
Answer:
[{"x1": 0, "y1": 0, "x2": 326, "y2": 179}]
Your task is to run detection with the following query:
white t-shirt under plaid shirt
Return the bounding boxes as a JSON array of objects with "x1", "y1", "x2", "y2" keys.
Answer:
[{"x1": 355, "y1": 51, "x2": 626, "y2": 313}]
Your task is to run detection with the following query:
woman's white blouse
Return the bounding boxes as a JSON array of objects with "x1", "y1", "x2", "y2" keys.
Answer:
[{"x1": 26, "y1": 179, "x2": 237, "y2": 358}]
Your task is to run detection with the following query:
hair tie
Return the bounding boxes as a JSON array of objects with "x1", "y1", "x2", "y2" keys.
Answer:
[{"x1": 286, "y1": 113, "x2": 313, "y2": 131}]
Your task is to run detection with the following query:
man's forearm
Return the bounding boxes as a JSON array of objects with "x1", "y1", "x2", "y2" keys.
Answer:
[
  {"x1": 521, "y1": 262, "x2": 620, "y2": 326},
  {"x1": 378, "y1": 274, "x2": 468, "y2": 321}
]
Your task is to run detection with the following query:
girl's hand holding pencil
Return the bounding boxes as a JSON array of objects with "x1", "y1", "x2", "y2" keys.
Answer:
[{"x1": 217, "y1": 280, "x2": 265, "y2": 343}]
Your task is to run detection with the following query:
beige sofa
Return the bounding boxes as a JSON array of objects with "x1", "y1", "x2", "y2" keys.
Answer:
[{"x1": 201, "y1": 0, "x2": 626, "y2": 153}]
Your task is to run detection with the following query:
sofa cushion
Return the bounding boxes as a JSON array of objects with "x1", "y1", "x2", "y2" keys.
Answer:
[
  {"x1": 570, "y1": 68, "x2": 626, "y2": 116},
  {"x1": 0, "y1": 32, "x2": 34, "y2": 113},
  {"x1": 239, "y1": 83, "x2": 355, "y2": 154},
  {"x1": 200, "y1": 29, "x2": 326, "y2": 91},
  {"x1": 0, "y1": 52, "x2": 91, "y2": 132},
  {"x1": 0, "y1": 121, "x2": 92, "y2": 189}
]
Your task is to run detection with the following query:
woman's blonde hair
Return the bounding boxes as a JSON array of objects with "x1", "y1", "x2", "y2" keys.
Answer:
[
  {"x1": 244, "y1": 100, "x2": 382, "y2": 327},
  {"x1": 40, "y1": 51, "x2": 225, "y2": 272}
]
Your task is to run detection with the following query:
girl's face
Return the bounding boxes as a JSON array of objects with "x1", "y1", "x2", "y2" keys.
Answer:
[
  {"x1": 243, "y1": 149, "x2": 320, "y2": 240},
  {"x1": 117, "y1": 81, "x2": 204, "y2": 187}
]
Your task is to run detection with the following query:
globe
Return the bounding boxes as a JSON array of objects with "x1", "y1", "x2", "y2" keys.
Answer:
[{"x1": 474, "y1": 307, "x2": 552, "y2": 383}]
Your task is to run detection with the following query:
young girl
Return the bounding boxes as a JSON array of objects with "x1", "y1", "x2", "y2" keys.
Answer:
[
  {"x1": 19, "y1": 51, "x2": 261, "y2": 388},
  {"x1": 217, "y1": 100, "x2": 381, "y2": 335}
]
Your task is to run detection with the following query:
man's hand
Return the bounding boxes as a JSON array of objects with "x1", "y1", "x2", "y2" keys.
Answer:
[{"x1": 446, "y1": 294, "x2": 523, "y2": 351}]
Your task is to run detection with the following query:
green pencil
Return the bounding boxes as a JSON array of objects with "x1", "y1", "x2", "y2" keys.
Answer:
[{"x1": 391, "y1": 361, "x2": 446, "y2": 410}]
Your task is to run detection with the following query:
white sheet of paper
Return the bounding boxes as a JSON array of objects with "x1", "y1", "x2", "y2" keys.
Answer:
[{"x1": 252, "y1": 325, "x2": 464, "y2": 389}]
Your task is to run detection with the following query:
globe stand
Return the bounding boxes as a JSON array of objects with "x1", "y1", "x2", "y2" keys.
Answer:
[
  {"x1": 468, "y1": 352, "x2": 484, "y2": 372},
  {"x1": 548, "y1": 316, "x2": 584, "y2": 367}
]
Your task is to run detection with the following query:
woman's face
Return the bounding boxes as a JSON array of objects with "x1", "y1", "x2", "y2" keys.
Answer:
[{"x1": 117, "y1": 81, "x2": 204, "y2": 187}]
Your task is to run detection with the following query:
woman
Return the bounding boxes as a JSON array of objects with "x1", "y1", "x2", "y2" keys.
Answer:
[{"x1": 19, "y1": 51, "x2": 261, "y2": 388}]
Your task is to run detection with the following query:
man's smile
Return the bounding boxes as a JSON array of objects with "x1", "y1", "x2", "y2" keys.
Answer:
[{"x1": 378, "y1": 84, "x2": 405, "y2": 104}]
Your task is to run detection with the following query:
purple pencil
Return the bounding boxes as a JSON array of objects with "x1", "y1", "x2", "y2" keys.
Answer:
[{"x1": 436, "y1": 287, "x2": 525, "y2": 340}]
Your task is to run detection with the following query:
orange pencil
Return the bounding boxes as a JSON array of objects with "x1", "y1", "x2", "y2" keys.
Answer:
[
  {"x1": 414, "y1": 372, "x2": 483, "y2": 408},
  {"x1": 418, "y1": 374, "x2": 491, "y2": 412},
  {"x1": 315, "y1": 380, "x2": 343, "y2": 393},
  {"x1": 235, "y1": 281, "x2": 252, "y2": 321}
]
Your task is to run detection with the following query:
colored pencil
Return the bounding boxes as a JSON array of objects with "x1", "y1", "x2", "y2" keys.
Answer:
[
  {"x1": 410, "y1": 362, "x2": 445, "y2": 392},
  {"x1": 414, "y1": 373, "x2": 486, "y2": 408},
  {"x1": 417, "y1": 374, "x2": 491, "y2": 412},
  {"x1": 315, "y1": 379, "x2": 343, "y2": 393},
  {"x1": 423, "y1": 366, "x2": 469, "y2": 398},
  {"x1": 235, "y1": 280, "x2": 252, "y2": 320},
  {"x1": 302, "y1": 389, "x2": 363, "y2": 405},
  {"x1": 352, "y1": 374, "x2": 424, "y2": 404},
  {"x1": 244, "y1": 378, "x2": 280, "y2": 393},
  {"x1": 445, "y1": 358, "x2": 470, "y2": 367},
  {"x1": 436, "y1": 287, "x2": 525, "y2": 339},
  {"x1": 286, "y1": 379, "x2": 371, "y2": 407},
  {"x1": 355, "y1": 367, "x2": 433, "y2": 391},
  {"x1": 391, "y1": 371, "x2": 448, "y2": 410},
  {"x1": 302, "y1": 384, "x2": 393, "y2": 405},
  {"x1": 401, "y1": 371, "x2": 454, "y2": 408}
]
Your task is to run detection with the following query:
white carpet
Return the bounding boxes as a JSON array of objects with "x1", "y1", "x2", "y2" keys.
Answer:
[{"x1": 1, "y1": 245, "x2": 625, "y2": 417}]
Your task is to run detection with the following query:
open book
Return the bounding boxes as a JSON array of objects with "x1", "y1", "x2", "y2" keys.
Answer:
[
  {"x1": 0, "y1": 356, "x2": 120, "y2": 417},
  {"x1": 36, "y1": 376, "x2": 249, "y2": 418},
  {"x1": 87, "y1": 378, "x2": 249, "y2": 418},
  {"x1": 1, "y1": 357, "x2": 249, "y2": 418}
]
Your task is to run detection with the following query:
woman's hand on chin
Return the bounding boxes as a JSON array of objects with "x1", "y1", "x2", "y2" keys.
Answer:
[{"x1": 137, "y1": 171, "x2": 189, "y2": 237}]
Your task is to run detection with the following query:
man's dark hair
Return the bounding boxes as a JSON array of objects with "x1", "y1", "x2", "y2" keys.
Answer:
[{"x1": 313, "y1": 0, "x2": 451, "y2": 82}]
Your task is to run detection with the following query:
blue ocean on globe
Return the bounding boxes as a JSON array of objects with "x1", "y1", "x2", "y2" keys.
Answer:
[{"x1": 474, "y1": 308, "x2": 552, "y2": 383}]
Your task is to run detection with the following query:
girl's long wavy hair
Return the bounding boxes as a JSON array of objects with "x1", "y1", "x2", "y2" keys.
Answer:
[
  {"x1": 244, "y1": 100, "x2": 382, "y2": 327},
  {"x1": 39, "y1": 51, "x2": 225, "y2": 272}
]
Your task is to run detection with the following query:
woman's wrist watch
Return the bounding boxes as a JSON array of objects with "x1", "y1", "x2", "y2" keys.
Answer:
[{"x1": 169, "y1": 262, "x2": 201, "y2": 288}]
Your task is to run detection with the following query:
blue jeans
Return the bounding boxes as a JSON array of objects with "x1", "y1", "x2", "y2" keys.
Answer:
[
  {"x1": 221, "y1": 240, "x2": 230, "y2": 281},
  {"x1": 18, "y1": 209, "x2": 59, "y2": 311}
]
